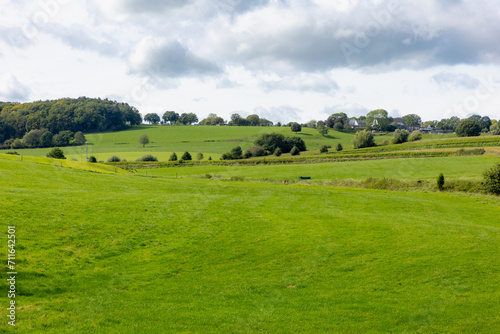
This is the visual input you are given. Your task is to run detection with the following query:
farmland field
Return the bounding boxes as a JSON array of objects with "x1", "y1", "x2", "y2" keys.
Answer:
[
  {"x1": 132, "y1": 155, "x2": 500, "y2": 181},
  {"x1": 7, "y1": 125, "x2": 392, "y2": 162},
  {"x1": 1, "y1": 155, "x2": 499, "y2": 333}
]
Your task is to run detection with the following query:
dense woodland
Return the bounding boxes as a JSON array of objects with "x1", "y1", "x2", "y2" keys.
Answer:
[{"x1": 0, "y1": 97, "x2": 142, "y2": 148}]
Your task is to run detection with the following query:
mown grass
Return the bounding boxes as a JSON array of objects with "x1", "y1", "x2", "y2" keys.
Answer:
[
  {"x1": 132, "y1": 155, "x2": 499, "y2": 182},
  {"x1": 5, "y1": 126, "x2": 392, "y2": 162},
  {"x1": 0, "y1": 153, "x2": 130, "y2": 175},
  {"x1": 0, "y1": 158, "x2": 499, "y2": 333}
]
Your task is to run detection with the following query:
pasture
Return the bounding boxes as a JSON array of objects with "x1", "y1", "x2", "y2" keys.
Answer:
[
  {"x1": 8, "y1": 125, "x2": 392, "y2": 162},
  {"x1": 132, "y1": 155, "x2": 499, "y2": 182},
  {"x1": 0, "y1": 157, "x2": 499, "y2": 333}
]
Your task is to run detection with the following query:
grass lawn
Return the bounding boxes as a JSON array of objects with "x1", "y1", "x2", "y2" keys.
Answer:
[
  {"x1": 132, "y1": 155, "x2": 500, "y2": 181},
  {"x1": 6, "y1": 126, "x2": 394, "y2": 162},
  {"x1": 0, "y1": 158, "x2": 499, "y2": 333}
]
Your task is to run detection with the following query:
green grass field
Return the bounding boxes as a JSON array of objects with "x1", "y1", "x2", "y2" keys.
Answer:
[
  {"x1": 133, "y1": 155, "x2": 500, "y2": 181},
  {"x1": 1, "y1": 157, "x2": 499, "y2": 333},
  {"x1": 8, "y1": 125, "x2": 394, "y2": 162}
]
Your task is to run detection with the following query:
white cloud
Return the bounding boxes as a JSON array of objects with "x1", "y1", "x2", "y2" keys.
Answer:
[{"x1": 0, "y1": 73, "x2": 30, "y2": 102}]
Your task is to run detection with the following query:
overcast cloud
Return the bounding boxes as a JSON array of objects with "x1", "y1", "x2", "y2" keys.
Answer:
[{"x1": 0, "y1": 0, "x2": 499, "y2": 123}]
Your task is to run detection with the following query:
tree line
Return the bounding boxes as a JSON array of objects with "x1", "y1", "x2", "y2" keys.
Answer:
[
  {"x1": 143, "y1": 111, "x2": 274, "y2": 127},
  {"x1": 0, "y1": 97, "x2": 142, "y2": 149}
]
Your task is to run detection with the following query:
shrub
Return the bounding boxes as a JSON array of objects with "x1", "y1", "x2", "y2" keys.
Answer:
[
  {"x1": 243, "y1": 150, "x2": 253, "y2": 159},
  {"x1": 408, "y1": 130, "x2": 423, "y2": 142},
  {"x1": 196, "y1": 152, "x2": 204, "y2": 160},
  {"x1": 221, "y1": 146, "x2": 243, "y2": 160},
  {"x1": 181, "y1": 151, "x2": 192, "y2": 161},
  {"x1": 107, "y1": 156, "x2": 121, "y2": 162},
  {"x1": 11, "y1": 139, "x2": 24, "y2": 149},
  {"x1": 336, "y1": 143, "x2": 343, "y2": 151},
  {"x1": 455, "y1": 148, "x2": 485, "y2": 156},
  {"x1": 139, "y1": 134, "x2": 150, "y2": 147},
  {"x1": 490, "y1": 122, "x2": 500, "y2": 135},
  {"x1": 208, "y1": 156, "x2": 212, "y2": 161},
  {"x1": 392, "y1": 129, "x2": 410, "y2": 144},
  {"x1": 291, "y1": 122, "x2": 302, "y2": 132},
  {"x1": 319, "y1": 145, "x2": 328, "y2": 153},
  {"x1": 46, "y1": 148, "x2": 66, "y2": 159},
  {"x1": 352, "y1": 130, "x2": 375, "y2": 149},
  {"x1": 437, "y1": 173, "x2": 445, "y2": 191},
  {"x1": 138, "y1": 154, "x2": 158, "y2": 162},
  {"x1": 89, "y1": 156, "x2": 97, "y2": 163},
  {"x1": 246, "y1": 146, "x2": 267, "y2": 158},
  {"x1": 456, "y1": 119, "x2": 481, "y2": 137},
  {"x1": 381, "y1": 139, "x2": 389, "y2": 146},
  {"x1": 483, "y1": 163, "x2": 500, "y2": 195},
  {"x1": 290, "y1": 146, "x2": 300, "y2": 156},
  {"x1": 169, "y1": 152, "x2": 178, "y2": 161},
  {"x1": 274, "y1": 147, "x2": 282, "y2": 156},
  {"x1": 254, "y1": 133, "x2": 306, "y2": 154},
  {"x1": 5, "y1": 151, "x2": 19, "y2": 155}
]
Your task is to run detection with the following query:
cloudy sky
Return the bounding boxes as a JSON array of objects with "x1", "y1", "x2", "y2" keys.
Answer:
[{"x1": 1, "y1": 0, "x2": 499, "y2": 123}]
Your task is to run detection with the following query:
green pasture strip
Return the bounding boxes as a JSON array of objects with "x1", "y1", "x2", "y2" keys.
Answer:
[
  {"x1": 110, "y1": 150, "x2": 459, "y2": 169},
  {"x1": 131, "y1": 155, "x2": 499, "y2": 182},
  {"x1": 0, "y1": 153, "x2": 130, "y2": 175},
  {"x1": 0, "y1": 159, "x2": 499, "y2": 333},
  {"x1": 342, "y1": 135, "x2": 500, "y2": 154},
  {"x1": 1, "y1": 126, "x2": 392, "y2": 159}
]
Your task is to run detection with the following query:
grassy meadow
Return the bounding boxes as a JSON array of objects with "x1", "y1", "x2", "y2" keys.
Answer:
[
  {"x1": 0, "y1": 157, "x2": 499, "y2": 333},
  {"x1": 2, "y1": 125, "x2": 500, "y2": 333},
  {"x1": 132, "y1": 155, "x2": 499, "y2": 182},
  {"x1": 11, "y1": 125, "x2": 393, "y2": 162}
]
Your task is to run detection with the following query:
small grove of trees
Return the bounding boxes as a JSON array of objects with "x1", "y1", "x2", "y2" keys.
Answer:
[
  {"x1": 402, "y1": 114, "x2": 422, "y2": 127},
  {"x1": 325, "y1": 113, "x2": 348, "y2": 131},
  {"x1": 366, "y1": 109, "x2": 394, "y2": 132},
  {"x1": 199, "y1": 114, "x2": 225, "y2": 126},
  {"x1": 136, "y1": 154, "x2": 158, "y2": 162},
  {"x1": 107, "y1": 156, "x2": 121, "y2": 162},
  {"x1": 7, "y1": 129, "x2": 87, "y2": 150},
  {"x1": 161, "y1": 111, "x2": 198, "y2": 125},
  {"x1": 169, "y1": 152, "x2": 178, "y2": 161},
  {"x1": 162, "y1": 111, "x2": 179, "y2": 125},
  {"x1": 352, "y1": 130, "x2": 375, "y2": 149},
  {"x1": 456, "y1": 119, "x2": 481, "y2": 137},
  {"x1": 228, "y1": 113, "x2": 273, "y2": 127},
  {"x1": 144, "y1": 113, "x2": 161, "y2": 125},
  {"x1": 221, "y1": 146, "x2": 243, "y2": 160},
  {"x1": 221, "y1": 133, "x2": 307, "y2": 160}
]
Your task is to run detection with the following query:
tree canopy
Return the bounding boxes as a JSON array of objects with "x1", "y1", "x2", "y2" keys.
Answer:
[{"x1": 0, "y1": 97, "x2": 141, "y2": 144}]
